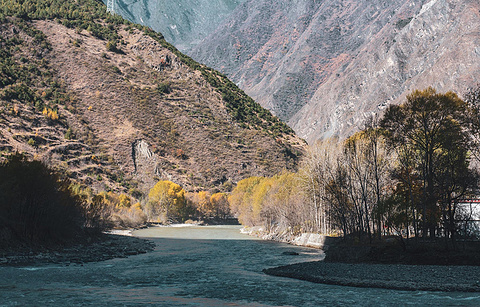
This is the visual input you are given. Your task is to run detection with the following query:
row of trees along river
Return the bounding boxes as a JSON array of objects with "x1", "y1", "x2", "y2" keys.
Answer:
[
  {"x1": 2, "y1": 87, "x2": 479, "y2": 249},
  {"x1": 229, "y1": 86, "x2": 480, "y2": 250}
]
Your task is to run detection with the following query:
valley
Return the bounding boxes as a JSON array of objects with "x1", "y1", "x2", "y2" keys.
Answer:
[{"x1": 1, "y1": 1, "x2": 480, "y2": 305}]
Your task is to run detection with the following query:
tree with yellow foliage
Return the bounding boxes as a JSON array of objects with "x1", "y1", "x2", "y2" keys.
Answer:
[
  {"x1": 117, "y1": 193, "x2": 131, "y2": 208},
  {"x1": 69, "y1": 185, "x2": 146, "y2": 229},
  {"x1": 193, "y1": 191, "x2": 214, "y2": 218},
  {"x1": 186, "y1": 191, "x2": 232, "y2": 221},
  {"x1": 228, "y1": 176, "x2": 263, "y2": 226},
  {"x1": 146, "y1": 180, "x2": 191, "y2": 223},
  {"x1": 228, "y1": 172, "x2": 305, "y2": 233}
]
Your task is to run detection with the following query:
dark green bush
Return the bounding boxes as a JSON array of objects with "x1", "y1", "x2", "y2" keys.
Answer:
[
  {"x1": 156, "y1": 82, "x2": 171, "y2": 95},
  {"x1": 109, "y1": 65, "x2": 121, "y2": 74},
  {"x1": 64, "y1": 127, "x2": 74, "y2": 140},
  {"x1": 106, "y1": 40, "x2": 116, "y2": 51}
]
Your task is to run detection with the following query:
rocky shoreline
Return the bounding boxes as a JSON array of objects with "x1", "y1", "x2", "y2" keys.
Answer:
[
  {"x1": 254, "y1": 229, "x2": 480, "y2": 292},
  {"x1": 0, "y1": 234, "x2": 155, "y2": 266},
  {"x1": 264, "y1": 261, "x2": 480, "y2": 292},
  {"x1": 241, "y1": 227, "x2": 327, "y2": 249}
]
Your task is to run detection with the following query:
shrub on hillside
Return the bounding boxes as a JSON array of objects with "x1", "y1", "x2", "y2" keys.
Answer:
[
  {"x1": 156, "y1": 82, "x2": 171, "y2": 95},
  {"x1": 106, "y1": 40, "x2": 123, "y2": 53}
]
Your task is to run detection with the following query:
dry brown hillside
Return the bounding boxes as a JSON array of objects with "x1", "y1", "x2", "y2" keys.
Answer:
[{"x1": 0, "y1": 12, "x2": 304, "y2": 197}]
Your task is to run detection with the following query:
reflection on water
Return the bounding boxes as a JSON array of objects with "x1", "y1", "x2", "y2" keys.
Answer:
[{"x1": 1, "y1": 225, "x2": 480, "y2": 306}]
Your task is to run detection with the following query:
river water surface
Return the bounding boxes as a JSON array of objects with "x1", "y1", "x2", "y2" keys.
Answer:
[{"x1": 1, "y1": 225, "x2": 480, "y2": 306}]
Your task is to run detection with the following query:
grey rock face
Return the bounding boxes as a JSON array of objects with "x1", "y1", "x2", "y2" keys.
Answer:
[
  {"x1": 192, "y1": 0, "x2": 480, "y2": 143},
  {"x1": 293, "y1": 0, "x2": 480, "y2": 142},
  {"x1": 106, "y1": 0, "x2": 246, "y2": 52}
]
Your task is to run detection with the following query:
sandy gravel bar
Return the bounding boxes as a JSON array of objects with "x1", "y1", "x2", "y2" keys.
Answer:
[{"x1": 264, "y1": 261, "x2": 480, "y2": 292}]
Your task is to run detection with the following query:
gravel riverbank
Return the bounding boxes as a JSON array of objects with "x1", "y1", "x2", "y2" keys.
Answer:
[
  {"x1": 0, "y1": 234, "x2": 155, "y2": 266},
  {"x1": 264, "y1": 261, "x2": 480, "y2": 292}
]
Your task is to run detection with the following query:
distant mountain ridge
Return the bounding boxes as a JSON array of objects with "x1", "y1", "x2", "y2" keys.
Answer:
[
  {"x1": 104, "y1": 0, "x2": 246, "y2": 53},
  {"x1": 191, "y1": 0, "x2": 480, "y2": 142}
]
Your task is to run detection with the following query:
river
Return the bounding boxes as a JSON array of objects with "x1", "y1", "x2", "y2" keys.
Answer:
[{"x1": 1, "y1": 225, "x2": 479, "y2": 306}]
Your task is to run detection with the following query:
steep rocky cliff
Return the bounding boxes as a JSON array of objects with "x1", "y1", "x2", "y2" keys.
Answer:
[
  {"x1": 192, "y1": 0, "x2": 480, "y2": 142},
  {"x1": 0, "y1": 0, "x2": 304, "y2": 196},
  {"x1": 106, "y1": 0, "x2": 245, "y2": 53}
]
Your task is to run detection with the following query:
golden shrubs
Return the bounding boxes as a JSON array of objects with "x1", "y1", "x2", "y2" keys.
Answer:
[
  {"x1": 70, "y1": 186, "x2": 147, "y2": 229},
  {"x1": 42, "y1": 107, "x2": 59, "y2": 121}
]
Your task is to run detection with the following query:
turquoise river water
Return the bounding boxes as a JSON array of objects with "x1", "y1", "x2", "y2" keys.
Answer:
[{"x1": 1, "y1": 225, "x2": 480, "y2": 306}]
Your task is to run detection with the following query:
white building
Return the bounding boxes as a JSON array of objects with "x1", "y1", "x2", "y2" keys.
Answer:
[{"x1": 456, "y1": 200, "x2": 480, "y2": 239}]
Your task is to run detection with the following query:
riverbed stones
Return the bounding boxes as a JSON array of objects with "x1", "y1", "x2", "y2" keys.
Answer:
[
  {"x1": 0, "y1": 235, "x2": 155, "y2": 266},
  {"x1": 264, "y1": 261, "x2": 480, "y2": 292}
]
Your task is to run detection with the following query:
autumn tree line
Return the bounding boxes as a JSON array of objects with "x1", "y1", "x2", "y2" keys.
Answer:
[
  {"x1": 2, "y1": 87, "x2": 480, "y2": 247},
  {"x1": 229, "y1": 87, "x2": 480, "y2": 247},
  {"x1": 67, "y1": 179, "x2": 232, "y2": 230},
  {"x1": 0, "y1": 154, "x2": 231, "y2": 246}
]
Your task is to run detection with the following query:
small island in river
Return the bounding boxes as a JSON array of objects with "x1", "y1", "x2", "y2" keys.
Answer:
[
  {"x1": 264, "y1": 237, "x2": 480, "y2": 292},
  {"x1": 264, "y1": 261, "x2": 480, "y2": 292}
]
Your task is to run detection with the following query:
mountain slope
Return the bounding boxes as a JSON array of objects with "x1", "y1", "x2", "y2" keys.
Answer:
[
  {"x1": 0, "y1": 0, "x2": 304, "y2": 195},
  {"x1": 105, "y1": 0, "x2": 246, "y2": 53},
  {"x1": 192, "y1": 0, "x2": 480, "y2": 142}
]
